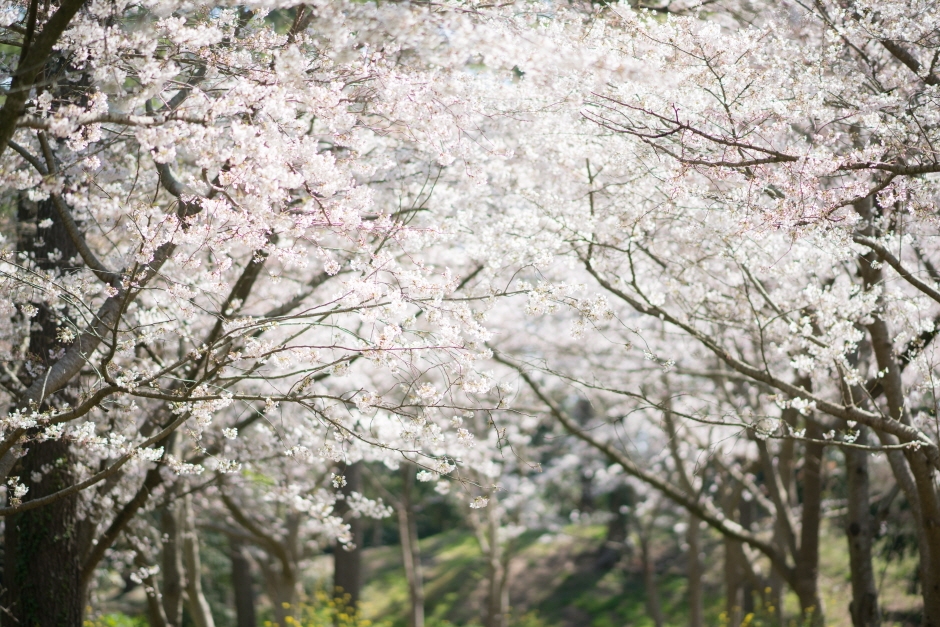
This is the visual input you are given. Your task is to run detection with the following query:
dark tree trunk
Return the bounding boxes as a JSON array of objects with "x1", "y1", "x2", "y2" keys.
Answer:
[
  {"x1": 687, "y1": 515, "x2": 703, "y2": 627},
  {"x1": 334, "y1": 461, "x2": 363, "y2": 608},
  {"x1": 161, "y1": 490, "x2": 184, "y2": 627},
  {"x1": 794, "y1": 420, "x2": 825, "y2": 627},
  {"x1": 4, "y1": 438, "x2": 83, "y2": 626},
  {"x1": 844, "y1": 427, "x2": 880, "y2": 627},
  {"x1": 639, "y1": 531, "x2": 664, "y2": 627},
  {"x1": 3, "y1": 194, "x2": 85, "y2": 626},
  {"x1": 230, "y1": 539, "x2": 257, "y2": 627},
  {"x1": 597, "y1": 484, "x2": 630, "y2": 569}
]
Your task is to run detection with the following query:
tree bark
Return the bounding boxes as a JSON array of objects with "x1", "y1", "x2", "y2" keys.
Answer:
[
  {"x1": 484, "y1": 502, "x2": 509, "y2": 627},
  {"x1": 135, "y1": 551, "x2": 169, "y2": 627},
  {"x1": 183, "y1": 495, "x2": 216, "y2": 627},
  {"x1": 3, "y1": 195, "x2": 85, "y2": 626},
  {"x1": 687, "y1": 515, "x2": 704, "y2": 627},
  {"x1": 334, "y1": 461, "x2": 363, "y2": 608},
  {"x1": 3, "y1": 438, "x2": 83, "y2": 626},
  {"x1": 230, "y1": 539, "x2": 257, "y2": 627},
  {"x1": 640, "y1": 527, "x2": 664, "y2": 627},
  {"x1": 399, "y1": 465, "x2": 425, "y2": 627},
  {"x1": 844, "y1": 427, "x2": 880, "y2": 627},
  {"x1": 794, "y1": 420, "x2": 825, "y2": 627},
  {"x1": 161, "y1": 497, "x2": 185, "y2": 627}
]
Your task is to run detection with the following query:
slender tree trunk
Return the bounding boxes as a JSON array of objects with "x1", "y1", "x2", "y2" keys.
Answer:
[
  {"x1": 722, "y1": 483, "x2": 745, "y2": 626},
  {"x1": 856, "y1": 197, "x2": 940, "y2": 626},
  {"x1": 161, "y1": 490, "x2": 184, "y2": 627},
  {"x1": 183, "y1": 495, "x2": 216, "y2": 627},
  {"x1": 867, "y1": 317, "x2": 940, "y2": 626},
  {"x1": 230, "y1": 539, "x2": 257, "y2": 627},
  {"x1": 399, "y1": 465, "x2": 425, "y2": 627},
  {"x1": 794, "y1": 420, "x2": 825, "y2": 627},
  {"x1": 482, "y1": 500, "x2": 511, "y2": 627},
  {"x1": 640, "y1": 529, "x2": 665, "y2": 627},
  {"x1": 334, "y1": 462, "x2": 363, "y2": 608},
  {"x1": 844, "y1": 427, "x2": 880, "y2": 627},
  {"x1": 687, "y1": 515, "x2": 703, "y2": 627},
  {"x1": 597, "y1": 484, "x2": 630, "y2": 569},
  {"x1": 135, "y1": 551, "x2": 169, "y2": 627}
]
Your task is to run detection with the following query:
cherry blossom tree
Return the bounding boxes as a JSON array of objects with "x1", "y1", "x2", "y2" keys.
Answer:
[
  {"x1": 443, "y1": 1, "x2": 940, "y2": 626},
  {"x1": 0, "y1": 0, "x2": 520, "y2": 622}
]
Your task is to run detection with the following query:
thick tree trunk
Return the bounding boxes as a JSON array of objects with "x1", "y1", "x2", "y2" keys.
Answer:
[
  {"x1": 3, "y1": 195, "x2": 85, "y2": 626},
  {"x1": 844, "y1": 427, "x2": 880, "y2": 627},
  {"x1": 399, "y1": 465, "x2": 425, "y2": 627},
  {"x1": 334, "y1": 462, "x2": 363, "y2": 608},
  {"x1": 230, "y1": 539, "x2": 257, "y2": 627},
  {"x1": 4, "y1": 438, "x2": 83, "y2": 626}
]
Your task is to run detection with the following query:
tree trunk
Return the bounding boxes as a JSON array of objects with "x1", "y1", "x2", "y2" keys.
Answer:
[
  {"x1": 855, "y1": 200, "x2": 940, "y2": 627},
  {"x1": 161, "y1": 494, "x2": 185, "y2": 627},
  {"x1": 3, "y1": 438, "x2": 83, "y2": 626},
  {"x1": 230, "y1": 539, "x2": 257, "y2": 627},
  {"x1": 687, "y1": 515, "x2": 703, "y2": 627},
  {"x1": 183, "y1": 495, "x2": 216, "y2": 627},
  {"x1": 722, "y1": 482, "x2": 745, "y2": 626},
  {"x1": 640, "y1": 530, "x2": 664, "y2": 627},
  {"x1": 844, "y1": 427, "x2": 880, "y2": 627},
  {"x1": 794, "y1": 420, "x2": 825, "y2": 627},
  {"x1": 135, "y1": 551, "x2": 169, "y2": 627},
  {"x1": 259, "y1": 558, "x2": 299, "y2": 627},
  {"x1": 334, "y1": 462, "x2": 363, "y2": 608},
  {"x1": 2, "y1": 195, "x2": 86, "y2": 626},
  {"x1": 399, "y1": 465, "x2": 425, "y2": 627},
  {"x1": 484, "y1": 502, "x2": 508, "y2": 627}
]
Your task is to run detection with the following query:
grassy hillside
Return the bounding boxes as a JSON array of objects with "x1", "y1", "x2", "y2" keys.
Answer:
[
  {"x1": 346, "y1": 522, "x2": 922, "y2": 627},
  {"x1": 91, "y1": 521, "x2": 923, "y2": 627}
]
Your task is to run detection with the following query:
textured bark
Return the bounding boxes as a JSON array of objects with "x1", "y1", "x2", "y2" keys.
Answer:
[
  {"x1": 334, "y1": 462, "x2": 364, "y2": 608},
  {"x1": 2, "y1": 195, "x2": 85, "y2": 626},
  {"x1": 230, "y1": 539, "x2": 257, "y2": 627},
  {"x1": 3, "y1": 438, "x2": 83, "y2": 627},
  {"x1": 844, "y1": 428, "x2": 880, "y2": 627}
]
